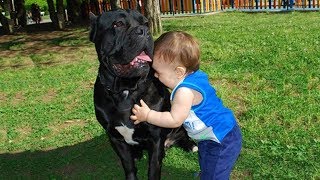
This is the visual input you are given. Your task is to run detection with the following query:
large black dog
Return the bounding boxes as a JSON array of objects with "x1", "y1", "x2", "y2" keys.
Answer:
[{"x1": 89, "y1": 9, "x2": 196, "y2": 180}]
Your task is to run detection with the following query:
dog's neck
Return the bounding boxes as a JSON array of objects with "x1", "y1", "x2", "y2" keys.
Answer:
[
  {"x1": 98, "y1": 65, "x2": 152, "y2": 112},
  {"x1": 98, "y1": 65, "x2": 150, "y2": 95}
]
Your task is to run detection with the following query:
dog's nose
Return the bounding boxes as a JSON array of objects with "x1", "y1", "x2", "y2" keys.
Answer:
[{"x1": 136, "y1": 26, "x2": 148, "y2": 36}]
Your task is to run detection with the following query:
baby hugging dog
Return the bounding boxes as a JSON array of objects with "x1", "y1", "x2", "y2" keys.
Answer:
[{"x1": 89, "y1": 9, "x2": 196, "y2": 180}]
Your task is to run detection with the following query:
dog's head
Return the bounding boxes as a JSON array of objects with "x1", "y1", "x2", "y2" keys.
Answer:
[{"x1": 90, "y1": 9, "x2": 153, "y2": 78}]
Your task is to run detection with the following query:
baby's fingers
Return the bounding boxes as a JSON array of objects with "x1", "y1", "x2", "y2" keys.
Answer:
[
  {"x1": 134, "y1": 120, "x2": 141, "y2": 125},
  {"x1": 130, "y1": 115, "x2": 137, "y2": 120},
  {"x1": 140, "y1": 99, "x2": 148, "y2": 107},
  {"x1": 133, "y1": 104, "x2": 141, "y2": 110}
]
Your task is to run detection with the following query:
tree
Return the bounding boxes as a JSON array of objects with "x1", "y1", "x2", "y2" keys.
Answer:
[
  {"x1": 143, "y1": 0, "x2": 162, "y2": 36},
  {"x1": 0, "y1": 0, "x2": 163, "y2": 34},
  {"x1": 0, "y1": 0, "x2": 15, "y2": 34},
  {"x1": 47, "y1": 0, "x2": 65, "y2": 30},
  {"x1": 66, "y1": 0, "x2": 81, "y2": 23},
  {"x1": 110, "y1": 0, "x2": 120, "y2": 9},
  {"x1": 47, "y1": 0, "x2": 57, "y2": 26},
  {"x1": 108, "y1": 0, "x2": 162, "y2": 35},
  {"x1": 15, "y1": 0, "x2": 27, "y2": 27},
  {"x1": 56, "y1": 0, "x2": 65, "y2": 29},
  {"x1": 0, "y1": 0, "x2": 26, "y2": 34}
]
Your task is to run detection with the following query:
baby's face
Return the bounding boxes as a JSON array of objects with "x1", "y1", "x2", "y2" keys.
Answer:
[{"x1": 152, "y1": 58, "x2": 181, "y2": 90}]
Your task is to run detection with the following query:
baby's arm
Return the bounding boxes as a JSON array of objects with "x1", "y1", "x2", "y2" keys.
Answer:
[{"x1": 131, "y1": 87, "x2": 194, "y2": 128}]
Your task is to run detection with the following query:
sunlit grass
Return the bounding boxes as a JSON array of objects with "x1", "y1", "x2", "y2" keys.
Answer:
[{"x1": 162, "y1": 11, "x2": 320, "y2": 179}]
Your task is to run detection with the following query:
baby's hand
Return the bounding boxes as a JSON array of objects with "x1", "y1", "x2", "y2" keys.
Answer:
[{"x1": 130, "y1": 99, "x2": 151, "y2": 124}]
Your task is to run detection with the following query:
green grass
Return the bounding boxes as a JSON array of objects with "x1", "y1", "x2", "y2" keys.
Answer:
[{"x1": 0, "y1": 11, "x2": 319, "y2": 179}]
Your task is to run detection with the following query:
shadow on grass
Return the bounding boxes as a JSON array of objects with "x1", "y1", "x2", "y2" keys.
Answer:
[
  {"x1": 0, "y1": 134, "x2": 198, "y2": 179},
  {"x1": 0, "y1": 24, "x2": 94, "y2": 70},
  {"x1": 0, "y1": 25, "x2": 90, "y2": 51},
  {"x1": 0, "y1": 22, "x2": 90, "y2": 36}
]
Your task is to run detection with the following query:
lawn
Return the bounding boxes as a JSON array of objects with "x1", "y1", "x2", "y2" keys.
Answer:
[{"x1": 0, "y1": 11, "x2": 319, "y2": 179}]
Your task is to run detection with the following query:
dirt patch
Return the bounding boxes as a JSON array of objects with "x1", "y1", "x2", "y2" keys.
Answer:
[
  {"x1": 213, "y1": 78, "x2": 248, "y2": 119},
  {"x1": 229, "y1": 94, "x2": 248, "y2": 119},
  {"x1": 231, "y1": 170, "x2": 253, "y2": 179},
  {"x1": 63, "y1": 94, "x2": 79, "y2": 111},
  {"x1": 0, "y1": 129, "x2": 7, "y2": 142},
  {"x1": 0, "y1": 91, "x2": 8, "y2": 103},
  {"x1": 42, "y1": 88, "x2": 57, "y2": 103},
  {"x1": 16, "y1": 126, "x2": 33, "y2": 137},
  {"x1": 56, "y1": 162, "x2": 97, "y2": 177},
  {"x1": 11, "y1": 91, "x2": 26, "y2": 105},
  {"x1": 49, "y1": 119, "x2": 88, "y2": 136},
  {"x1": 79, "y1": 81, "x2": 95, "y2": 92}
]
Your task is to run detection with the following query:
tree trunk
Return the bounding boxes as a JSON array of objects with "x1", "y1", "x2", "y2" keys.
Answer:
[
  {"x1": 15, "y1": 0, "x2": 27, "y2": 27},
  {"x1": 110, "y1": 0, "x2": 120, "y2": 10},
  {"x1": 46, "y1": 0, "x2": 65, "y2": 29},
  {"x1": 144, "y1": 0, "x2": 162, "y2": 36},
  {"x1": 56, "y1": 0, "x2": 65, "y2": 29},
  {"x1": 47, "y1": 0, "x2": 57, "y2": 25},
  {"x1": 9, "y1": 0, "x2": 17, "y2": 25},
  {"x1": 0, "y1": 0, "x2": 14, "y2": 34},
  {"x1": 0, "y1": 12, "x2": 14, "y2": 34},
  {"x1": 0, "y1": 0, "x2": 7, "y2": 9},
  {"x1": 66, "y1": 0, "x2": 81, "y2": 23}
]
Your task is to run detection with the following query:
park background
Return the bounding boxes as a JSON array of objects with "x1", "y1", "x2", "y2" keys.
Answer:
[{"x1": 0, "y1": 1, "x2": 320, "y2": 179}]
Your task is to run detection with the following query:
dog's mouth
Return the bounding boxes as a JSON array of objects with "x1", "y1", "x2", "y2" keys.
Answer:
[{"x1": 112, "y1": 51, "x2": 152, "y2": 76}]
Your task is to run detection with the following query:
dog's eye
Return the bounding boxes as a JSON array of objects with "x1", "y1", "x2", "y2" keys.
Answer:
[{"x1": 114, "y1": 21, "x2": 125, "y2": 28}]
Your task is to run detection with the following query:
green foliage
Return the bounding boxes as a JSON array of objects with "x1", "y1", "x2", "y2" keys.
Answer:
[
  {"x1": 25, "y1": 0, "x2": 68, "y2": 12},
  {"x1": 25, "y1": 0, "x2": 49, "y2": 11},
  {"x1": 0, "y1": 12, "x2": 319, "y2": 179}
]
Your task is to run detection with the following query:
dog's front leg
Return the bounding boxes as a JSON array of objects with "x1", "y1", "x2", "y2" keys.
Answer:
[
  {"x1": 147, "y1": 139, "x2": 165, "y2": 180},
  {"x1": 109, "y1": 135, "x2": 138, "y2": 180}
]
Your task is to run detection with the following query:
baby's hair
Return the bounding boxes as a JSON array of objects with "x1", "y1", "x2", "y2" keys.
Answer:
[{"x1": 154, "y1": 31, "x2": 200, "y2": 72}]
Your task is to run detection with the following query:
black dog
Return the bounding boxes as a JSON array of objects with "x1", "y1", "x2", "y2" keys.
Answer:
[{"x1": 89, "y1": 9, "x2": 196, "y2": 180}]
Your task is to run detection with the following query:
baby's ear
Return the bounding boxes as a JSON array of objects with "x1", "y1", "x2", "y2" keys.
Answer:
[{"x1": 175, "y1": 66, "x2": 187, "y2": 79}]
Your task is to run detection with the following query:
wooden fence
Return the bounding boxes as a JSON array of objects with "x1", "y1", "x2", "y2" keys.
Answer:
[
  {"x1": 85, "y1": 0, "x2": 320, "y2": 16},
  {"x1": 160, "y1": 0, "x2": 320, "y2": 13}
]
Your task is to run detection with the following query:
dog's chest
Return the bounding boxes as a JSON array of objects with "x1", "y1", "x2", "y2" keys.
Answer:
[
  {"x1": 115, "y1": 123, "x2": 139, "y2": 145},
  {"x1": 112, "y1": 90, "x2": 141, "y2": 145},
  {"x1": 114, "y1": 90, "x2": 132, "y2": 111}
]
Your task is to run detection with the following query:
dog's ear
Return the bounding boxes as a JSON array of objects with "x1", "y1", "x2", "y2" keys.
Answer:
[
  {"x1": 89, "y1": 12, "x2": 97, "y2": 22},
  {"x1": 89, "y1": 12, "x2": 98, "y2": 43}
]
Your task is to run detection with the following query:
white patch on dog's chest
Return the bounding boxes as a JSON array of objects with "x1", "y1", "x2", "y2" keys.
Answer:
[{"x1": 115, "y1": 123, "x2": 139, "y2": 145}]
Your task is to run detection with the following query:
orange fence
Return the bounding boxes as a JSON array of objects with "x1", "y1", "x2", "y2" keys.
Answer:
[
  {"x1": 159, "y1": 0, "x2": 319, "y2": 13},
  {"x1": 159, "y1": 0, "x2": 223, "y2": 14},
  {"x1": 233, "y1": 0, "x2": 320, "y2": 9},
  {"x1": 84, "y1": 0, "x2": 319, "y2": 17},
  {"x1": 83, "y1": 0, "x2": 142, "y2": 17}
]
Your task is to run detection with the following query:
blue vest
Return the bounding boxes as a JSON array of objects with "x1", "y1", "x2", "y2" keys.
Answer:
[{"x1": 170, "y1": 70, "x2": 236, "y2": 143}]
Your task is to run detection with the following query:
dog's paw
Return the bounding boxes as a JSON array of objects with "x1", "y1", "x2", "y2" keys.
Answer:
[
  {"x1": 164, "y1": 138, "x2": 176, "y2": 149},
  {"x1": 192, "y1": 146, "x2": 198, "y2": 152}
]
